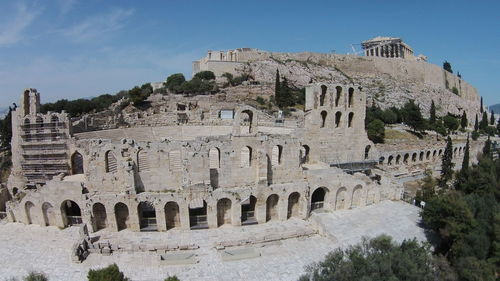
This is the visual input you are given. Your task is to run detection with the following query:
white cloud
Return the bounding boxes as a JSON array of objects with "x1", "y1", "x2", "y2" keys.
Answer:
[
  {"x1": 0, "y1": 2, "x2": 40, "y2": 46},
  {"x1": 57, "y1": 0, "x2": 78, "y2": 15},
  {"x1": 63, "y1": 8, "x2": 134, "y2": 43}
]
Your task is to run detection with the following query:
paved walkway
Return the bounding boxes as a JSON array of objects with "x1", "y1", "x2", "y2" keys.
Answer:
[{"x1": 0, "y1": 200, "x2": 427, "y2": 281}]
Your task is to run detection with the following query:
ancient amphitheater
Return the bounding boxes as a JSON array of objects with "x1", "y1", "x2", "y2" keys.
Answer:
[{"x1": 0, "y1": 38, "x2": 485, "y2": 270}]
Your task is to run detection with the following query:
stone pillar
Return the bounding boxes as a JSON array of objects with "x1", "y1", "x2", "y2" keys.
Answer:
[
  {"x1": 128, "y1": 204, "x2": 140, "y2": 232},
  {"x1": 156, "y1": 206, "x2": 167, "y2": 232},
  {"x1": 179, "y1": 202, "x2": 190, "y2": 230},
  {"x1": 107, "y1": 210, "x2": 118, "y2": 232},
  {"x1": 278, "y1": 198, "x2": 287, "y2": 221},
  {"x1": 232, "y1": 201, "x2": 242, "y2": 226},
  {"x1": 255, "y1": 201, "x2": 266, "y2": 224},
  {"x1": 55, "y1": 209, "x2": 65, "y2": 228},
  {"x1": 207, "y1": 201, "x2": 217, "y2": 229},
  {"x1": 375, "y1": 47, "x2": 379, "y2": 56}
]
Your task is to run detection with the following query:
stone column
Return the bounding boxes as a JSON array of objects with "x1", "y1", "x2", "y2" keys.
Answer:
[
  {"x1": 107, "y1": 210, "x2": 118, "y2": 232},
  {"x1": 55, "y1": 209, "x2": 65, "y2": 228},
  {"x1": 179, "y1": 202, "x2": 190, "y2": 230},
  {"x1": 255, "y1": 201, "x2": 266, "y2": 224},
  {"x1": 207, "y1": 201, "x2": 217, "y2": 229},
  {"x1": 128, "y1": 204, "x2": 140, "y2": 232},
  {"x1": 375, "y1": 47, "x2": 379, "y2": 56},
  {"x1": 278, "y1": 198, "x2": 287, "y2": 221},
  {"x1": 232, "y1": 201, "x2": 242, "y2": 226},
  {"x1": 156, "y1": 206, "x2": 167, "y2": 232}
]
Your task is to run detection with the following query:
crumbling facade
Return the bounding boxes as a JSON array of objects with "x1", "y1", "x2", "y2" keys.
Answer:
[{"x1": 4, "y1": 83, "x2": 417, "y2": 233}]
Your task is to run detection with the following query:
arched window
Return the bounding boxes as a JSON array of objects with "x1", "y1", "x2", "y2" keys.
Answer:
[
  {"x1": 241, "y1": 146, "x2": 252, "y2": 167},
  {"x1": 50, "y1": 115, "x2": 59, "y2": 124},
  {"x1": 388, "y1": 155, "x2": 394, "y2": 165},
  {"x1": 412, "y1": 153, "x2": 417, "y2": 162},
  {"x1": 209, "y1": 147, "x2": 220, "y2": 169},
  {"x1": 320, "y1": 85, "x2": 327, "y2": 106},
  {"x1": 240, "y1": 110, "x2": 254, "y2": 134},
  {"x1": 335, "y1": 86, "x2": 342, "y2": 107},
  {"x1": 348, "y1": 87, "x2": 354, "y2": 107},
  {"x1": 71, "y1": 152, "x2": 84, "y2": 174},
  {"x1": 348, "y1": 112, "x2": 354, "y2": 128},
  {"x1": 364, "y1": 145, "x2": 371, "y2": 159},
  {"x1": 137, "y1": 150, "x2": 150, "y2": 172},
  {"x1": 320, "y1": 111, "x2": 327, "y2": 128},
  {"x1": 105, "y1": 151, "x2": 117, "y2": 173},
  {"x1": 335, "y1": 112, "x2": 342, "y2": 127},
  {"x1": 396, "y1": 155, "x2": 401, "y2": 165},
  {"x1": 299, "y1": 145, "x2": 310, "y2": 165},
  {"x1": 272, "y1": 145, "x2": 283, "y2": 166},
  {"x1": 403, "y1": 153, "x2": 409, "y2": 164}
]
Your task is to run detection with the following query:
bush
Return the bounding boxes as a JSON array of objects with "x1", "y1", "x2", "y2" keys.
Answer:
[
  {"x1": 165, "y1": 73, "x2": 186, "y2": 92},
  {"x1": 23, "y1": 272, "x2": 48, "y2": 281},
  {"x1": 164, "y1": 276, "x2": 180, "y2": 281},
  {"x1": 128, "y1": 83, "x2": 153, "y2": 106},
  {"x1": 443, "y1": 115, "x2": 460, "y2": 133},
  {"x1": 179, "y1": 78, "x2": 215, "y2": 95},
  {"x1": 88, "y1": 264, "x2": 129, "y2": 281},
  {"x1": 256, "y1": 96, "x2": 265, "y2": 105},
  {"x1": 193, "y1": 71, "x2": 215, "y2": 81},
  {"x1": 366, "y1": 119, "x2": 385, "y2": 144},
  {"x1": 452, "y1": 87, "x2": 459, "y2": 95},
  {"x1": 471, "y1": 130, "x2": 480, "y2": 140}
]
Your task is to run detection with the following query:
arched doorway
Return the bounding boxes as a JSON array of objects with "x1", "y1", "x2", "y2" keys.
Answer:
[
  {"x1": 241, "y1": 195, "x2": 257, "y2": 225},
  {"x1": 92, "y1": 203, "x2": 107, "y2": 231},
  {"x1": 240, "y1": 110, "x2": 253, "y2": 134},
  {"x1": 42, "y1": 202, "x2": 55, "y2": 226},
  {"x1": 189, "y1": 200, "x2": 208, "y2": 229},
  {"x1": 311, "y1": 187, "x2": 327, "y2": 212},
  {"x1": 138, "y1": 201, "x2": 157, "y2": 232},
  {"x1": 351, "y1": 185, "x2": 363, "y2": 208},
  {"x1": 165, "y1": 201, "x2": 180, "y2": 230},
  {"x1": 114, "y1": 203, "x2": 129, "y2": 231},
  {"x1": 71, "y1": 152, "x2": 84, "y2": 174},
  {"x1": 217, "y1": 198, "x2": 232, "y2": 227},
  {"x1": 266, "y1": 194, "x2": 279, "y2": 222},
  {"x1": 335, "y1": 188, "x2": 347, "y2": 210},
  {"x1": 287, "y1": 192, "x2": 300, "y2": 219},
  {"x1": 61, "y1": 200, "x2": 82, "y2": 227},
  {"x1": 299, "y1": 145, "x2": 310, "y2": 166},
  {"x1": 25, "y1": 201, "x2": 35, "y2": 224}
]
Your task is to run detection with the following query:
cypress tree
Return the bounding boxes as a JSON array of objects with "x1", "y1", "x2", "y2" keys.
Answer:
[
  {"x1": 482, "y1": 136, "x2": 492, "y2": 159},
  {"x1": 278, "y1": 77, "x2": 291, "y2": 108},
  {"x1": 455, "y1": 135, "x2": 470, "y2": 191},
  {"x1": 480, "y1": 111, "x2": 488, "y2": 130},
  {"x1": 274, "y1": 69, "x2": 280, "y2": 104},
  {"x1": 480, "y1": 97, "x2": 483, "y2": 113},
  {"x1": 474, "y1": 114, "x2": 479, "y2": 131},
  {"x1": 460, "y1": 111, "x2": 467, "y2": 129},
  {"x1": 490, "y1": 111, "x2": 495, "y2": 125},
  {"x1": 497, "y1": 118, "x2": 500, "y2": 135},
  {"x1": 0, "y1": 105, "x2": 14, "y2": 149},
  {"x1": 461, "y1": 135, "x2": 470, "y2": 172},
  {"x1": 439, "y1": 136, "x2": 454, "y2": 188},
  {"x1": 430, "y1": 100, "x2": 436, "y2": 125}
]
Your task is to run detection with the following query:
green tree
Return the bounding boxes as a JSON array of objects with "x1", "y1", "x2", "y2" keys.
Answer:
[
  {"x1": 482, "y1": 136, "x2": 492, "y2": 159},
  {"x1": 474, "y1": 114, "x2": 479, "y2": 131},
  {"x1": 401, "y1": 100, "x2": 426, "y2": 132},
  {"x1": 497, "y1": 118, "x2": 500, "y2": 136},
  {"x1": 299, "y1": 235, "x2": 438, "y2": 281},
  {"x1": 366, "y1": 119, "x2": 385, "y2": 144},
  {"x1": 460, "y1": 111, "x2": 468, "y2": 130},
  {"x1": 443, "y1": 115, "x2": 460, "y2": 133},
  {"x1": 479, "y1": 112, "x2": 488, "y2": 131},
  {"x1": 88, "y1": 264, "x2": 129, "y2": 281},
  {"x1": 490, "y1": 111, "x2": 495, "y2": 125},
  {"x1": 128, "y1": 83, "x2": 153, "y2": 106},
  {"x1": 434, "y1": 118, "x2": 448, "y2": 136},
  {"x1": 165, "y1": 73, "x2": 186, "y2": 92},
  {"x1": 443, "y1": 61, "x2": 453, "y2": 73},
  {"x1": 462, "y1": 136, "x2": 470, "y2": 172},
  {"x1": 480, "y1": 97, "x2": 483, "y2": 113},
  {"x1": 430, "y1": 100, "x2": 436, "y2": 125},
  {"x1": 193, "y1": 70, "x2": 215, "y2": 81},
  {"x1": 439, "y1": 136, "x2": 454, "y2": 188},
  {"x1": 0, "y1": 105, "x2": 14, "y2": 149},
  {"x1": 454, "y1": 257, "x2": 496, "y2": 281},
  {"x1": 164, "y1": 277, "x2": 180, "y2": 281},
  {"x1": 23, "y1": 272, "x2": 48, "y2": 281},
  {"x1": 276, "y1": 77, "x2": 292, "y2": 108}
]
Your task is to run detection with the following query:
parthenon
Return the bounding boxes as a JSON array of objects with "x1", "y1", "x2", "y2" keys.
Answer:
[{"x1": 361, "y1": 36, "x2": 415, "y2": 59}]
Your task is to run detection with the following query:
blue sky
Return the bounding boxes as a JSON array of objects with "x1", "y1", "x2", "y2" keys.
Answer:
[{"x1": 0, "y1": 0, "x2": 499, "y2": 108}]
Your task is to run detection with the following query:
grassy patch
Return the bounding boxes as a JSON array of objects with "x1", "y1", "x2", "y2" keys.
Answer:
[{"x1": 385, "y1": 129, "x2": 420, "y2": 141}]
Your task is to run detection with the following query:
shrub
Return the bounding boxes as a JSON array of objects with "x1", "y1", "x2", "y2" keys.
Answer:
[
  {"x1": 366, "y1": 119, "x2": 385, "y2": 144},
  {"x1": 452, "y1": 87, "x2": 459, "y2": 95},
  {"x1": 87, "y1": 264, "x2": 129, "y2": 281},
  {"x1": 165, "y1": 73, "x2": 186, "y2": 92},
  {"x1": 471, "y1": 130, "x2": 479, "y2": 140},
  {"x1": 164, "y1": 276, "x2": 180, "y2": 281},
  {"x1": 23, "y1": 272, "x2": 48, "y2": 281},
  {"x1": 256, "y1": 96, "x2": 265, "y2": 105},
  {"x1": 193, "y1": 71, "x2": 215, "y2": 81}
]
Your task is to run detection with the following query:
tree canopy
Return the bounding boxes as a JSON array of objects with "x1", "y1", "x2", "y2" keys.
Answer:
[{"x1": 401, "y1": 99, "x2": 426, "y2": 132}]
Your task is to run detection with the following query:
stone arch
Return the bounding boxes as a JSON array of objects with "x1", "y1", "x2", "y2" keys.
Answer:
[
  {"x1": 272, "y1": 145, "x2": 283, "y2": 166},
  {"x1": 92, "y1": 203, "x2": 107, "y2": 231},
  {"x1": 311, "y1": 187, "x2": 328, "y2": 211},
  {"x1": 240, "y1": 146, "x2": 252, "y2": 167},
  {"x1": 189, "y1": 200, "x2": 208, "y2": 229},
  {"x1": 137, "y1": 150, "x2": 150, "y2": 172},
  {"x1": 426, "y1": 151, "x2": 431, "y2": 160},
  {"x1": 335, "y1": 86, "x2": 342, "y2": 107},
  {"x1": 71, "y1": 152, "x2": 84, "y2": 175},
  {"x1": 387, "y1": 155, "x2": 394, "y2": 165},
  {"x1": 60, "y1": 200, "x2": 82, "y2": 227},
  {"x1": 335, "y1": 187, "x2": 347, "y2": 210},
  {"x1": 412, "y1": 152, "x2": 417, "y2": 162},
  {"x1": 348, "y1": 112, "x2": 354, "y2": 127},
  {"x1": 378, "y1": 156, "x2": 385, "y2": 165},
  {"x1": 42, "y1": 202, "x2": 55, "y2": 226},
  {"x1": 419, "y1": 151, "x2": 424, "y2": 161},
  {"x1": 138, "y1": 201, "x2": 157, "y2": 231},
  {"x1": 287, "y1": 192, "x2": 300, "y2": 219},
  {"x1": 50, "y1": 115, "x2": 59, "y2": 123},
  {"x1": 335, "y1": 111, "x2": 341, "y2": 127},
  {"x1": 209, "y1": 147, "x2": 220, "y2": 169},
  {"x1": 241, "y1": 195, "x2": 257, "y2": 225},
  {"x1": 403, "y1": 153, "x2": 409, "y2": 164},
  {"x1": 165, "y1": 201, "x2": 180, "y2": 230},
  {"x1": 395, "y1": 155, "x2": 401, "y2": 165},
  {"x1": 105, "y1": 151, "x2": 117, "y2": 173},
  {"x1": 320, "y1": 111, "x2": 327, "y2": 128},
  {"x1": 351, "y1": 185, "x2": 363, "y2": 208},
  {"x1": 25, "y1": 201, "x2": 35, "y2": 224},
  {"x1": 299, "y1": 145, "x2": 310, "y2": 166},
  {"x1": 348, "y1": 87, "x2": 354, "y2": 107},
  {"x1": 459, "y1": 147, "x2": 462, "y2": 155},
  {"x1": 217, "y1": 198, "x2": 232, "y2": 227},
  {"x1": 433, "y1": 150, "x2": 437, "y2": 160},
  {"x1": 364, "y1": 145, "x2": 371, "y2": 159},
  {"x1": 320, "y1": 85, "x2": 327, "y2": 106},
  {"x1": 453, "y1": 147, "x2": 458, "y2": 157},
  {"x1": 266, "y1": 194, "x2": 279, "y2": 222},
  {"x1": 24, "y1": 118, "x2": 30, "y2": 126},
  {"x1": 438, "y1": 149, "x2": 443, "y2": 156},
  {"x1": 114, "y1": 202, "x2": 129, "y2": 231},
  {"x1": 35, "y1": 116, "x2": 43, "y2": 132},
  {"x1": 239, "y1": 109, "x2": 254, "y2": 134}
]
